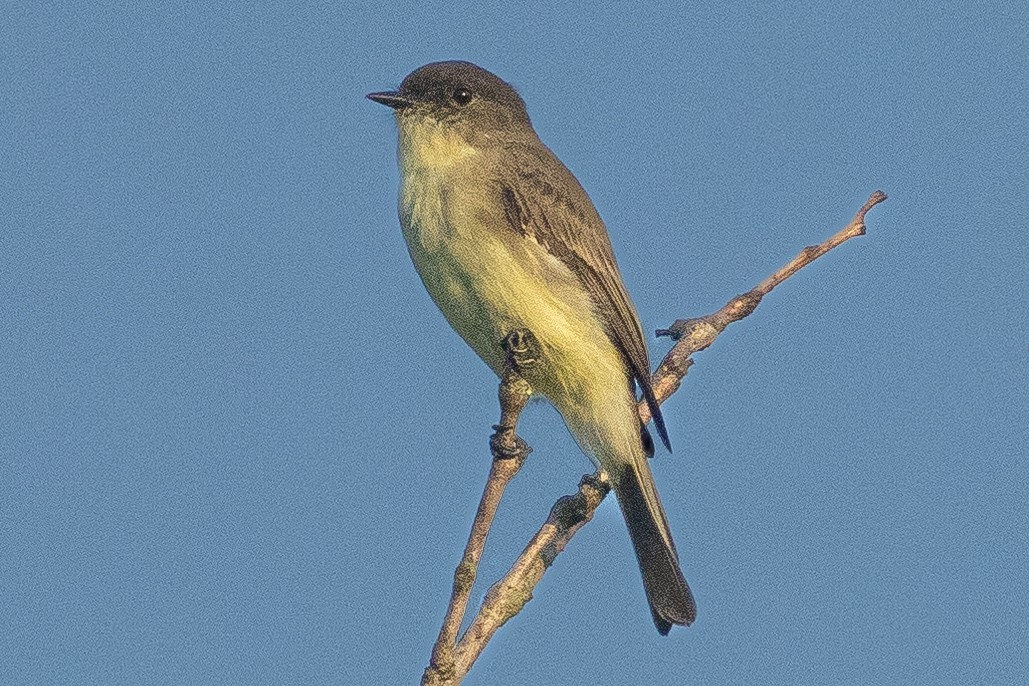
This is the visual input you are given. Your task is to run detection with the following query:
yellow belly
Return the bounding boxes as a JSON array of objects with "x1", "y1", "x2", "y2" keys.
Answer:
[
  {"x1": 399, "y1": 168, "x2": 638, "y2": 466},
  {"x1": 394, "y1": 119, "x2": 641, "y2": 467}
]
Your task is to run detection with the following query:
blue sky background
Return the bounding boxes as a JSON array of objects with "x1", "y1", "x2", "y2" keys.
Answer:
[{"x1": 3, "y1": 2, "x2": 1027, "y2": 684}]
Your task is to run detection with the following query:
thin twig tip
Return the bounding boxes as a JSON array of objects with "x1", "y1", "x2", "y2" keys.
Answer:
[{"x1": 860, "y1": 190, "x2": 888, "y2": 217}]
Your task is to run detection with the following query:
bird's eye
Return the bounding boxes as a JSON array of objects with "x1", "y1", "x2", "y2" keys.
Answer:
[{"x1": 452, "y1": 88, "x2": 473, "y2": 105}]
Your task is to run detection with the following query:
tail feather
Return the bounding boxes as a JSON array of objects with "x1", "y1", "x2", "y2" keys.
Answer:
[{"x1": 614, "y1": 461, "x2": 696, "y2": 633}]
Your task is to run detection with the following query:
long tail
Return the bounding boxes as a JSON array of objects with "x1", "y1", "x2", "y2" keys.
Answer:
[{"x1": 613, "y1": 458, "x2": 696, "y2": 634}]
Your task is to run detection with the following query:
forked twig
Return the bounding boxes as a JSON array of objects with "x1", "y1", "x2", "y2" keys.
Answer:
[
  {"x1": 423, "y1": 191, "x2": 887, "y2": 685},
  {"x1": 423, "y1": 333, "x2": 537, "y2": 686}
]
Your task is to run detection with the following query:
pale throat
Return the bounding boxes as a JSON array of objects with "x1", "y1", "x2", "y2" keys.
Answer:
[{"x1": 396, "y1": 115, "x2": 479, "y2": 173}]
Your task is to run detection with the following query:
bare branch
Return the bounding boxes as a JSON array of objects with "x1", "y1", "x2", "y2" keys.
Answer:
[
  {"x1": 453, "y1": 474, "x2": 610, "y2": 675},
  {"x1": 426, "y1": 192, "x2": 887, "y2": 684},
  {"x1": 644, "y1": 190, "x2": 887, "y2": 419},
  {"x1": 422, "y1": 333, "x2": 537, "y2": 686}
]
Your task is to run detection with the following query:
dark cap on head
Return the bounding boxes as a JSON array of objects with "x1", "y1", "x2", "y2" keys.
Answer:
[{"x1": 367, "y1": 61, "x2": 531, "y2": 129}]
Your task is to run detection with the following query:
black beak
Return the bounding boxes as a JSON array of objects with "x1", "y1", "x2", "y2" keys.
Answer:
[{"x1": 367, "y1": 91, "x2": 414, "y2": 110}]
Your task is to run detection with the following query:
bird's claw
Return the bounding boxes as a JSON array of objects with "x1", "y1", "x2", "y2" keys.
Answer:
[
  {"x1": 490, "y1": 425, "x2": 531, "y2": 459},
  {"x1": 502, "y1": 329, "x2": 539, "y2": 371}
]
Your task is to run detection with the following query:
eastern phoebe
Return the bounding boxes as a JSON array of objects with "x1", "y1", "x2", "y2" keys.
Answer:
[{"x1": 368, "y1": 61, "x2": 695, "y2": 633}]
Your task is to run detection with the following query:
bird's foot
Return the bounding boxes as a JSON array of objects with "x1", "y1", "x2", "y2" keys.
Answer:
[
  {"x1": 489, "y1": 425, "x2": 531, "y2": 460},
  {"x1": 502, "y1": 329, "x2": 539, "y2": 371}
]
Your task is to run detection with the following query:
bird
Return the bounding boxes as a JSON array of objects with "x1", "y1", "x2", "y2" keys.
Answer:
[{"x1": 368, "y1": 60, "x2": 695, "y2": 633}]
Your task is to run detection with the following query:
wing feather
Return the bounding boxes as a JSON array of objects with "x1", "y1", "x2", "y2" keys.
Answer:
[{"x1": 495, "y1": 141, "x2": 671, "y2": 451}]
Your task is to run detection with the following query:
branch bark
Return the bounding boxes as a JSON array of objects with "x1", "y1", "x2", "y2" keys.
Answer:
[
  {"x1": 422, "y1": 191, "x2": 887, "y2": 685},
  {"x1": 422, "y1": 333, "x2": 537, "y2": 686}
]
